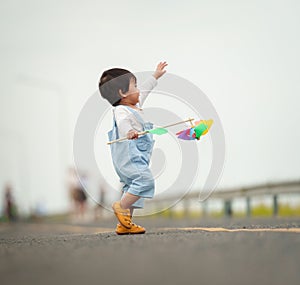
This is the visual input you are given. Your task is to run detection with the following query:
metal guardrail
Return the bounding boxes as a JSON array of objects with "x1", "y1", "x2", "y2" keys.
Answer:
[{"x1": 150, "y1": 180, "x2": 300, "y2": 217}]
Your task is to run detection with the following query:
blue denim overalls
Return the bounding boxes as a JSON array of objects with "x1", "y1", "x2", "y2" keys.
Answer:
[{"x1": 108, "y1": 106, "x2": 155, "y2": 208}]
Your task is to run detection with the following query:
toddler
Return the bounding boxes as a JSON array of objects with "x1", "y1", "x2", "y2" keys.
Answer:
[{"x1": 99, "y1": 62, "x2": 167, "y2": 234}]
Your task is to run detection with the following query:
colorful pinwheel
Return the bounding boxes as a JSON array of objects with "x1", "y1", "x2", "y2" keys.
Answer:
[
  {"x1": 176, "y1": 119, "x2": 213, "y2": 141},
  {"x1": 107, "y1": 118, "x2": 213, "y2": 144}
]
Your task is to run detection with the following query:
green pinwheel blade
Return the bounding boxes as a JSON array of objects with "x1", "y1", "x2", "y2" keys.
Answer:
[
  {"x1": 194, "y1": 123, "x2": 208, "y2": 138},
  {"x1": 148, "y1": 128, "x2": 168, "y2": 135}
]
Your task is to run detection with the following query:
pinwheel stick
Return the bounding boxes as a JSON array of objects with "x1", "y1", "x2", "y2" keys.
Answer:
[{"x1": 107, "y1": 118, "x2": 194, "y2": 145}]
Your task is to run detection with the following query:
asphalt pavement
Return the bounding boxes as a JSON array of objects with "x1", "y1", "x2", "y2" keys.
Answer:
[{"x1": 1, "y1": 217, "x2": 300, "y2": 285}]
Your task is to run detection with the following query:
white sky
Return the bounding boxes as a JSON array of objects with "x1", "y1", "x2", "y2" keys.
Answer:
[{"x1": 0, "y1": 0, "x2": 300, "y2": 214}]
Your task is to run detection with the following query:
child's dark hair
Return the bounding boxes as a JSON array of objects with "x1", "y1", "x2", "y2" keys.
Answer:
[{"x1": 99, "y1": 68, "x2": 136, "y2": 106}]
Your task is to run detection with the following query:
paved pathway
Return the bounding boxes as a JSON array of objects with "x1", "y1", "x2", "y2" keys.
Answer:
[{"x1": 1, "y1": 217, "x2": 300, "y2": 285}]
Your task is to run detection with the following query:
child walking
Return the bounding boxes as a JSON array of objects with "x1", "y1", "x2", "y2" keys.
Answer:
[{"x1": 99, "y1": 62, "x2": 167, "y2": 234}]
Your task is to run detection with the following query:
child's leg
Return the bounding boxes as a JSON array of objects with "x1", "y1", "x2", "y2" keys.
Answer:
[
  {"x1": 114, "y1": 165, "x2": 153, "y2": 230},
  {"x1": 120, "y1": 192, "x2": 140, "y2": 209}
]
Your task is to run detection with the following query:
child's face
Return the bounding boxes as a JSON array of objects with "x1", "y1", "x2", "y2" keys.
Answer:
[{"x1": 120, "y1": 77, "x2": 140, "y2": 105}]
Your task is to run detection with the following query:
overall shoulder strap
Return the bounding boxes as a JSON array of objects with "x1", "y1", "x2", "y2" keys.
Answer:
[{"x1": 112, "y1": 108, "x2": 117, "y2": 126}]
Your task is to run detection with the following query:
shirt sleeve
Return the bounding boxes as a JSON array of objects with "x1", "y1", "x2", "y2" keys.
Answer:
[{"x1": 138, "y1": 76, "x2": 157, "y2": 107}]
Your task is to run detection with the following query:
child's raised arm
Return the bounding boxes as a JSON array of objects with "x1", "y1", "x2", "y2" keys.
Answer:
[{"x1": 139, "y1": 61, "x2": 168, "y2": 107}]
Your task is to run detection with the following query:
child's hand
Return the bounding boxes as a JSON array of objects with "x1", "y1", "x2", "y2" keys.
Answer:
[
  {"x1": 153, "y1": 61, "x2": 168, "y2": 80},
  {"x1": 127, "y1": 129, "x2": 139, "y2": 140}
]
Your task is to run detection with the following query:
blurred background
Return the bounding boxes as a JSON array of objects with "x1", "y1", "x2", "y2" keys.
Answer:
[{"x1": 1, "y1": 0, "x2": 300, "y2": 222}]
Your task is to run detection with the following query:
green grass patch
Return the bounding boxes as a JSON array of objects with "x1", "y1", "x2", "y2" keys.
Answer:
[
  {"x1": 278, "y1": 204, "x2": 300, "y2": 216},
  {"x1": 250, "y1": 204, "x2": 273, "y2": 217},
  {"x1": 151, "y1": 202, "x2": 300, "y2": 219}
]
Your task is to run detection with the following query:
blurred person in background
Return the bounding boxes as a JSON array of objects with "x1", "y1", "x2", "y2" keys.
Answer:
[
  {"x1": 67, "y1": 167, "x2": 88, "y2": 221},
  {"x1": 94, "y1": 180, "x2": 107, "y2": 220},
  {"x1": 3, "y1": 184, "x2": 17, "y2": 222}
]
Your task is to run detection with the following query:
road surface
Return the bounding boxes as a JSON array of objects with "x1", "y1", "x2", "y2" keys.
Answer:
[{"x1": 1, "y1": 217, "x2": 300, "y2": 285}]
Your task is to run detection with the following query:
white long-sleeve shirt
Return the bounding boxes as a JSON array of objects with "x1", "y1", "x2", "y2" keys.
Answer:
[{"x1": 113, "y1": 76, "x2": 157, "y2": 137}]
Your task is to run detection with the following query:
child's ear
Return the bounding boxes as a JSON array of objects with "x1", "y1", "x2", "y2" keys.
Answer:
[{"x1": 119, "y1": 89, "x2": 127, "y2": 98}]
